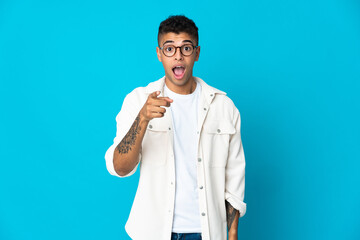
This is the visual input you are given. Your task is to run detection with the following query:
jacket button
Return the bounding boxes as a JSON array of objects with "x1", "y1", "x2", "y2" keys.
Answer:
[
  {"x1": 202, "y1": 212, "x2": 206, "y2": 216},
  {"x1": 217, "y1": 129, "x2": 221, "y2": 133},
  {"x1": 198, "y1": 158, "x2": 202, "y2": 162},
  {"x1": 210, "y1": 94, "x2": 213, "y2": 97},
  {"x1": 149, "y1": 125, "x2": 153, "y2": 129},
  {"x1": 168, "y1": 127, "x2": 171, "y2": 130},
  {"x1": 199, "y1": 186, "x2": 203, "y2": 189},
  {"x1": 203, "y1": 107, "x2": 207, "y2": 111}
]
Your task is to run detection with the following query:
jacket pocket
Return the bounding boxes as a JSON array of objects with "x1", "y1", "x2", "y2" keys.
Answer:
[
  {"x1": 203, "y1": 119, "x2": 236, "y2": 135},
  {"x1": 202, "y1": 119, "x2": 236, "y2": 167},
  {"x1": 141, "y1": 118, "x2": 169, "y2": 166}
]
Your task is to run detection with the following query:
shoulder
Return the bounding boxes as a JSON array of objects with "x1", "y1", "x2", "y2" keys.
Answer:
[
  {"x1": 203, "y1": 85, "x2": 240, "y2": 122},
  {"x1": 212, "y1": 94, "x2": 240, "y2": 121},
  {"x1": 197, "y1": 77, "x2": 235, "y2": 107},
  {"x1": 215, "y1": 94, "x2": 236, "y2": 107},
  {"x1": 196, "y1": 76, "x2": 240, "y2": 117},
  {"x1": 126, "y1": 77, "x2": 164, "y2": 99},
  {"x1": 123, "y1": 77, "x2": 163, "y2": 105},
  {"x1": 121, "y1": 86, "x2": 145, "y2": 108}
]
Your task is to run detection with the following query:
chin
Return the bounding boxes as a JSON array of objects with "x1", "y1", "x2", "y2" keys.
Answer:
[
  {"x1": 166, "y1": 73, "x2": 186, "y2": 86},
  {"x1": 172, "y1": 76, "x2": 190, "y2": 86}
]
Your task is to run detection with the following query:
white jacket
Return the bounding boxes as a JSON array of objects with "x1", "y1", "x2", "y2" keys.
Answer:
[{"x1": 105, "y1": 76, "x2": 246, "y2": 240}]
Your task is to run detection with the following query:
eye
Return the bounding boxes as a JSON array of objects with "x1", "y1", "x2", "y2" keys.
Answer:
[
  {"x1": 183, "y1": 45, "x2": 193, "y2": 52},
  {"x1": 164, "y1": 46, "x2": 174, "y2": 52}
]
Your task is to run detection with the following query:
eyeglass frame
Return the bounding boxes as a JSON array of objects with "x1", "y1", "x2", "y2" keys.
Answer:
[{"x1": 159, "y1": 44, "x2": 199, "y2": 57}]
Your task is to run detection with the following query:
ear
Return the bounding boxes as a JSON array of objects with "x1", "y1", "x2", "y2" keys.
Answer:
[
  {"x1": 195, "y1": 46, "x2": 200, "y2": 62},
  {"x1": 156, "y1": 47, "x2": 162, "y2": 62}
]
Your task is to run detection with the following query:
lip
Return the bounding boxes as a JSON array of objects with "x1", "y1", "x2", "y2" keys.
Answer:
[
  {"x1": 172, "y1": 64, "x2": 185, "y2": 69},
  {"x1": 172, "y1": 64, "x2": 186, "y2": 80}
]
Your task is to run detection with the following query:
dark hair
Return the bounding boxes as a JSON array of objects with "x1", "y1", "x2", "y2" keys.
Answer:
[{"x1": 158, "y1": 15, "x2": 199, "y2": 46}]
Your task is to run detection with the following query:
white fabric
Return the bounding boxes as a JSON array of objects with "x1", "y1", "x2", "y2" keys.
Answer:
[
  {"x1": 163, "y1": 81, "x2": 202, "y2": 232},
  {"x1": 104, "y1": 76, "x2": 246, "y2": 240}
]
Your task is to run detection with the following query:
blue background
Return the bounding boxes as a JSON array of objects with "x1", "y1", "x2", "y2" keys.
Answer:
[{"x1": 1, "y1": 0, "x2": 359, "y2": 239}]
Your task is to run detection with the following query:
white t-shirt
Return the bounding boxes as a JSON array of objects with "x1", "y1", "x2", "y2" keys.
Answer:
[{"x1": 163, "y1": 80, "x2": 202, "y2": 233}]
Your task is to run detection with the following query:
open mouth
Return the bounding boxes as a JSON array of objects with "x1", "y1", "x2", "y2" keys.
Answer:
[{"x1": 172, "y1": 66, "x2": 186, "y2": 80}]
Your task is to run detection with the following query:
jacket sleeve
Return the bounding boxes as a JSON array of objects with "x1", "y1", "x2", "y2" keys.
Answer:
[
  {"x1": 104, "y1": 92, "x2": 142, "y2": 178},
  {"x1": 225, "y1": 107, "x2": 247, "y2": 217}
]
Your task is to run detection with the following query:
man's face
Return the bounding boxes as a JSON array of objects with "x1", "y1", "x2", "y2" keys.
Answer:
[{"x1": 156, "y1": 32, "x2": 200, "y2": 88}]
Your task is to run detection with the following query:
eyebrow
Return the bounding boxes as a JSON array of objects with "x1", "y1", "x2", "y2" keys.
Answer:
[{"x1": 162, "y1": 40, "x2": 194, "y2": 46}]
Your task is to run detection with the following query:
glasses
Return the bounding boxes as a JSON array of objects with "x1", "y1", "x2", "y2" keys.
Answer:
[{"x1": 159, "y1": 44, "x2": 198, "y2": 57}]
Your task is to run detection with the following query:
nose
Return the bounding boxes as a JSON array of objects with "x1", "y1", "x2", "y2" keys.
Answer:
[{"x1": 174, "y1": 47, "x2": 183, "y2": 60}]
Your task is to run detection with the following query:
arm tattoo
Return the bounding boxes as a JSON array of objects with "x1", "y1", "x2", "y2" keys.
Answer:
[
  {"x1": 116, "y1": 114, "x2": 141, "y2": 154},
  {"x1": 225, "y1": 200, "x2": 239, "y2": 231}
]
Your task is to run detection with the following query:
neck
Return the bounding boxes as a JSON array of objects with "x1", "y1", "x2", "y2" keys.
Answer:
[{"x1": 165, "y1": 76, "x2": 197, "y2": 95}]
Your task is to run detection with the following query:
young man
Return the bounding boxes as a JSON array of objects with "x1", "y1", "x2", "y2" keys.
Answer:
[{"x1": 105, "y1": 15, "x2": 246, "y2": 240}]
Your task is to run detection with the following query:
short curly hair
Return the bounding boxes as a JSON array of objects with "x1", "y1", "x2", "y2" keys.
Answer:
[{"x1": 158, "y1": 15, "x2": 199, "y2": 46}]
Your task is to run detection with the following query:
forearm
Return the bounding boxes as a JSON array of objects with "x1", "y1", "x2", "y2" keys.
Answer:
[
  {"x1": 226, "y1": 200, "x2": 240, "y2": 239},
  {"x1": 113, "y1": 112, "x2": 148, "y2": 176}
]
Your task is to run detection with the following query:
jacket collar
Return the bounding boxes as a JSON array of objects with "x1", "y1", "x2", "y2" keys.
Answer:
[{"x1": 144, "y1": 76, "x2": 226, "y2": 104}]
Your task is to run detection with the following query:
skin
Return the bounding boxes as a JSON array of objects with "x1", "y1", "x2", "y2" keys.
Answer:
[
  {"x1": 226, "y1": 200, "x2": 240, "y2": 239},
  {"x1": 113, "y1": 91, "x2": 172, "y2": 176},
  {"x1": 113, "y1": 31, "x2": 240, "y2": 238},
  {"x1": 156, "y1": 32, "x2": 200, "y2": 95}
]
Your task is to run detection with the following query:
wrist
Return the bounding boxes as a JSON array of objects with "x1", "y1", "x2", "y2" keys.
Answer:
[
  {"x1": 139, "y1": 114, "x2": 150, "y2": 126},
  {"x1": 228, "y1": 230, "x2": 238, "y2": 238},
  {"x1": 228, "y1": 233, "x2": 238, "y2": 240}
]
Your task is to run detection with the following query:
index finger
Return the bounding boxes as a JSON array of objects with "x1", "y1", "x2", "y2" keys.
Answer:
[
  {"x1": 152, "y1": 97, "x2": 173, "y2": 107},
  {"x1": 157, "y1": 96, "x2": 173, "y2": 103}
]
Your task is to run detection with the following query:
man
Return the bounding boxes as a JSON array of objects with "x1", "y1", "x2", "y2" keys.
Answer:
[{"x1": 105, "y1": 15, "x2": 246, "y2": 240}]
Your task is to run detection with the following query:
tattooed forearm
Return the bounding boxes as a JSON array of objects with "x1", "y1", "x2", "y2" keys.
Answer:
[
  {"x1": 225, "y1": 200, "x2": 239, "y2": 231},
  {"x1": 116, "y1": 114, "x2": 141, "y2": 154}
]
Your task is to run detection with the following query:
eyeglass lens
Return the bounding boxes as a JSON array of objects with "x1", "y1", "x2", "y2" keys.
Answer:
[{"x1": 162, "y1": 44, "x2": 194, "y2": 57}]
